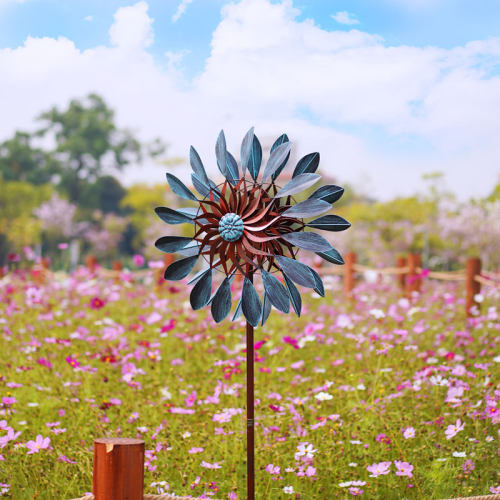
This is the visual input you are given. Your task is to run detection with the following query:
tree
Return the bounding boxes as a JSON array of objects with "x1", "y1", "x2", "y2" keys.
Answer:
[
  {"x1": 37, "y1": 93, "x2": 142, "y2": 204},
  {"x1": 0, "y1": 131, "x2": 60, "y2": 184},
  {"x1": 79, "y1": 175, "x2": 127, "y2": 213},
  {"x1": 0, "y1": 179, "x2": 54, "y2": 263}
]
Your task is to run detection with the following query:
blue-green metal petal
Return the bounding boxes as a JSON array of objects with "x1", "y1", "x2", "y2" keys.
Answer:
[
  {"x1": 261, "y1": 269, "x2": 290, "y2": 313},
  {"x1": 211, "y1": 277, "x2": 232, "y2": 323},
  {"x1": 292, "y1": 152, "x2": 320, "y2": 178},
  {"x1": 241, "y1": 278, "x2": 262, "y2": 327},
  {"x1": 164, "y1": 255, "x2": 198, "y2": 281}
]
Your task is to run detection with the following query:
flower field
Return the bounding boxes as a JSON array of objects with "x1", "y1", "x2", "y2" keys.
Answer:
[{"x1": 0, "y1": 267, "x2": 499, "y2": 499}]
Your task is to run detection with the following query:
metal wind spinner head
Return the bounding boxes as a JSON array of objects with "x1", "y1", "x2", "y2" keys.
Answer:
[{"x1": 155, "y1": 128, "x2": 350, "y2": 327}]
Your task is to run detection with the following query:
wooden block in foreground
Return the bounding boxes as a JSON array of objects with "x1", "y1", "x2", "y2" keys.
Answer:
[{"x1": 93, "y1": 438, "x2": 145, "y2": 500}]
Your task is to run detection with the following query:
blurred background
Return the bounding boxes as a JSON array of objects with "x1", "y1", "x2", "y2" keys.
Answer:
[{"x1": 1, "y1": 0, "x2": 499, "y2": 272}]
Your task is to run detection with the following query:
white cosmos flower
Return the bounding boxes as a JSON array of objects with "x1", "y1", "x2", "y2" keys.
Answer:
[{"x1": 315, "y1": 391, "x2": 333, "y2": 401}]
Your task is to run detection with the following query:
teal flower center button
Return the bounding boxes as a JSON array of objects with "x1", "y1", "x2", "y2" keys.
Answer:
[{"x1": 219, "y1": 213, "x2": 244, "y2": 242}]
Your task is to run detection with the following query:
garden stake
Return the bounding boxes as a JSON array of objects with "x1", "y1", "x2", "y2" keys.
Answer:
[{"x1": 246, "y1": 317, "x2": 255, "y2": 500}]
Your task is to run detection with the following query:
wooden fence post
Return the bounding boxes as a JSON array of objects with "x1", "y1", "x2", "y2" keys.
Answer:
[
  {"x1": 93, "y1": 438, "x2": 144, "y2": 500},
  {"x1": 112, "y1": 261, "x2": 123, "y2": 272},
  {"x1": 344, "y1": 252, "x2": 356, "y2": 298},
  {"x1": 157, "y1": 253, "x2": 174, "y2": 287},
  {"x1": 396, "y1": 256, "x2": 407, "y2": 291},
  {"x1": 405, "y1": 253, "x2": 422, "y2": 298},
  {"x1": 465, "y1": 257, "x2": 481, "y2": 317},
  {"x1": 85, "y1": 255, "x2": 98, "y2": 272}
]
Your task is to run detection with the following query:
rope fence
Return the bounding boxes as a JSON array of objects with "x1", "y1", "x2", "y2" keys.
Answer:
[
  {"x1": 320, "y1": 253, "x2": 499, "y2": 318},
  {"x1": 73, "y1": 495, "x2": 197, "y2": 500}
]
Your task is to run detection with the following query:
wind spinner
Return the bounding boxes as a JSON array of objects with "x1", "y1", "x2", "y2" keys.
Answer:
[{"x1": 155, "y1": 128, "x2": 350, "y2": 499}]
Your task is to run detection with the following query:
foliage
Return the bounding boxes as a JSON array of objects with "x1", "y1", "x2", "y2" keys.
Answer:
[
  {"x1": 121, "y1": 184, "x2": 176, "y2": 253},
  {"x1": 0, "y1": 180, "x2": 54, "y2": 262},
  {"x1": 37, "y1": 93, "x2": 142, "y2": 204},
  {"x1": 0, "y1": 131, "x2": 60, "y2": 185}
]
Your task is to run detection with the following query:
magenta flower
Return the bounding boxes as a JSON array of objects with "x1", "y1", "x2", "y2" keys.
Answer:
[
  {"x1": 65, "y1": 356, "x2": 81, "y2": 369},
  {"x1": 90, "y1": 297, "x2": 105, "y2": 309},
  {"x1": 1, "y1": 397, "x2": 17, "y2": 406},
  {"x1": 37, "y1": 358, "x2": 52, "y2": 369},
  {"x1": 375, "y1": 433, "x2": 391, "y2": 445},
  {"x1": 283, "y1": 336, "x2": 300, "y2": 349},
  {"x1": 445, "y1": 418, "x2": 465, "y2": 440},
  {"x1": 367, "y1": 461, "x2": 391, "y2": 477},
  {"x1": 132, "y1": 254, "x2": 145, "y2": 267},
  {"x1": 25, "y1": 435, "x2": 50, "y2": 454},
  {"x1": 161, "y1": 319, "x2": 176, "y2": 332},
  {"x1": 394, "y1": 460, "x2": 413, "y2": 477}
]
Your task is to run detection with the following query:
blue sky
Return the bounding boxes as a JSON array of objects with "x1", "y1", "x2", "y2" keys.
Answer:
[
  {"x1": 0, "y1": 0, "x2": 499, "y2": 199},
  {"x1": 2, "y1": 0, "x2": 500, "y2": 77}
]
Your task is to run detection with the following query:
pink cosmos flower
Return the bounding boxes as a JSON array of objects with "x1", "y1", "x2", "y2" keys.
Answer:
[
  {"x1": 57, "y1": 454, "x2": 77, "y2": 463},
  {"x1": 1, "y1": 397, "x2": 17, "y2": 406},
  {"x1": 265, "y1": 464, "x2": 280, "y2": 475},
  {"x1": 394, "y1": 460, "x2": 413, "y2": 477},
  {"x1": 367, "y1": 461, "x2": 391, "y2": 477},
  {"x1": 305, "y1": 465, "x2": 316, "y2": 477},
  {"x1": 201, "y1": 461, "x2": 222, "y2": 469},
  {"x1": 349, "y1": 487, "x2": 363, "y2": 496},
  {"x1": 25, "y1": 435, "x2": 50, "y2": 454},
  {"x1": 185, "y1": 391, "x2": 197, "y2": 407},
  {"x1": 188, "y1": 447, "x2": 204, "y2": 454},
  {"x1": 445, "y1": 419, "x2": 465, "y2": 440},
  {"x1": 463, "y1": 459, "x2": 475, "y2": 473},
  {"x1": 403, "y1": 427, "x2": 415, "y2": 439}
]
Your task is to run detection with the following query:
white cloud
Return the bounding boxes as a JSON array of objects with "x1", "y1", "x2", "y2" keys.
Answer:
[
  {"x1": 84, "y1": 15, "x2": 93, "y2": 22},
  {"x1": 0, "y1": 0, "x2": 499, "y2": 201},
  {"x1": 109, "y1": 1, "x2": 153, "y2": 50},
  {"x1": 172, "y1": 0, "x2": 194, "y2": 23},
  {"x1": 331, "y1": 11, "x2": 359, "y2": 25}
]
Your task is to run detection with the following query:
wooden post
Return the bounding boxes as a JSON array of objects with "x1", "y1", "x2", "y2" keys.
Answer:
[
  {"x1": 465, "y1": 257, "x2": 481, "y2": 317},
  {"x1": 86, "y1": 255, "x2": 98, "y2": 272},
  {"x1": 157, "y1": 253, "x2": 175, "y2": 287},
  {"x1": 344, "y1": 252, "x2": 356, "y2": 298},
  {"x1": 93, "y1": 438, "x2": 144, "y2": 500},
  {"x1": 396, "y1": 256, "x2": 407, "y2": 290},
  {"x1": 405, "y1": 253, "x2": 422, "y2": 298},
  {"x1": 112, "y1": 261, "x2": 123, "y2": 272}
]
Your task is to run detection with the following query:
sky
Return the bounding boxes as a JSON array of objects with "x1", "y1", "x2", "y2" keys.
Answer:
[{"x1": 1, "y1": 0, "x2": 500, "y2": 200}]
